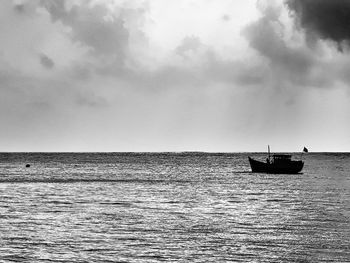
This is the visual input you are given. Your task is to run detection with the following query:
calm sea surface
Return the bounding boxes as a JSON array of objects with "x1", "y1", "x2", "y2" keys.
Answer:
[{"x1": 0, "y1": 152, "x2": 349, "y2": 262}]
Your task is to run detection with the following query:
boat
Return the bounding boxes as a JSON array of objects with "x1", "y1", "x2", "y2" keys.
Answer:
[{"x1": 248, "y1": 146, "x2": 305, "y2": 174}]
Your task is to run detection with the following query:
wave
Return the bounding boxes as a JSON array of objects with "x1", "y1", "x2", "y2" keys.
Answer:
[{"x1": 0, "y1": 178, "x2": 195, "y2": 184}]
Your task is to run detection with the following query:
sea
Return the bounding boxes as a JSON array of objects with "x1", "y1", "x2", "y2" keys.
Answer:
[{"x1": 0, "y1": 152, "x2": 349, "y2": 262}]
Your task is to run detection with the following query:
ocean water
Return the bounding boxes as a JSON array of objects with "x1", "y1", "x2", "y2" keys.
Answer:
[{"x1": 0, "y1": 152, "x2": 349, "y2": 262}]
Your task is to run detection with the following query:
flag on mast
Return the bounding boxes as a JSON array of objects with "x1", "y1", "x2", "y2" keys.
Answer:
[{"x1": 303, "y1": 147, "x2": 308, "y2": 153}]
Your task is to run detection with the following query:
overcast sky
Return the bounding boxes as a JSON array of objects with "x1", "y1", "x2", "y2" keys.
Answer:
[{"x1": 1, "y1": 0, "x2": 350, "y2": 152}]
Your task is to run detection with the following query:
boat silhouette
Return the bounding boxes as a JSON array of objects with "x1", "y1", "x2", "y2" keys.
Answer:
[{"x1": 248, "y1": 146, "x2": 305, "y2": 174}]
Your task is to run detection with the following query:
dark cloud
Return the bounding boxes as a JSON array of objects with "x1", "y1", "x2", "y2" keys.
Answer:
[
  {"x1": 41, "y1": 1, "x2": 129, "y2": 58},
  {"x1": 286, "y1": 0, "x2": 350, "y2": 48},
  {"x1": 40, "y1": 54, "x2": 54, "y2": 69},
  {"x1": 241, "y1": 3, "x2": 329, "y2": 89},
  {"x1": 243, "y1": 1, "x2": 350, "y2": 93},
  {"x1": 244, "y1": 17, "x2": 314, "y2": 81}
]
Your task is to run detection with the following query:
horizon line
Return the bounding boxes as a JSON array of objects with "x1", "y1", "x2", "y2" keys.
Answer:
[{"x1": 0, "y1": 151, "x2": 348, "y2": 153}]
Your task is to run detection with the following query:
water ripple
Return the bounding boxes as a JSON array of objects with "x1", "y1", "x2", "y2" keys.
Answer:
[{"x1": 0, "y1": 153, "x2": 349, "y2": 262}]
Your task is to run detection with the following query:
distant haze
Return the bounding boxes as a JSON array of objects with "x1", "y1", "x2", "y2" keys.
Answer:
[{"x1": 1, "y1": 0, "x2": 350, "y2": 152}]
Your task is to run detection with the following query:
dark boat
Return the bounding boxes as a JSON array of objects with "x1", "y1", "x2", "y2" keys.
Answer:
[{"x1": 248, "y1": 146, "x2": 304, "y2": 174}]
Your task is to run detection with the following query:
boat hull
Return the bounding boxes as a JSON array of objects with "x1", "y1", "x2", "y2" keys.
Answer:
[{"x1": 248, "y1": 157, "x2": 304, "y2": 174}]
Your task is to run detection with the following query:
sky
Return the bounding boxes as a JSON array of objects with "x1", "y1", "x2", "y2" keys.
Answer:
[{"x1": 1, "y1": 0, "x2": 350, "y2": 152}]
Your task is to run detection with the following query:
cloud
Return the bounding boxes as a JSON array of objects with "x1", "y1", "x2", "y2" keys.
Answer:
[
  {"x1": 286, "y1": 0, "x2": 350, "y2": 49},
  {"x1": 175, "y1": 36, "x2": 202, "y2": 57},
  {"x1": 36, "y1": 0, "x2": 156, "y2": 78},
  {"x1": 2, "y1": 0, "x2": 350, "y2": 151},
  {"x1": 241, "y1": 0, "x2": 341, "y2": 91},
  {"x1": 9, "y1": 0, "x2": 261, "y2": 90},
  {"x1": 0, "y1": 0, "x2": 112, "y2": 115},
  {"x1": 40, "y1": 53, "x2": 54, "y2": 69},
  {"x1": 244, "y1": 17, "x2": 313, "y2": 85},
  {"x1": 46, "y1": 2, "x2": 128, "y2": 56},
  {"x1": 13, "y1": 3, "x2": 25, "y2": 13},
  {"x1": 75, "y1": 91, "x2": 107, "y2": 107},
  {"x1": 221, "y1": 14, "x2": 231, "y2": 22}
]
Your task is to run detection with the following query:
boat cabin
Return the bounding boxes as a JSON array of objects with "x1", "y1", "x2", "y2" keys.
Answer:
[{"x1": 272, "y1": 154, "x2": 292, "y2": 163}]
